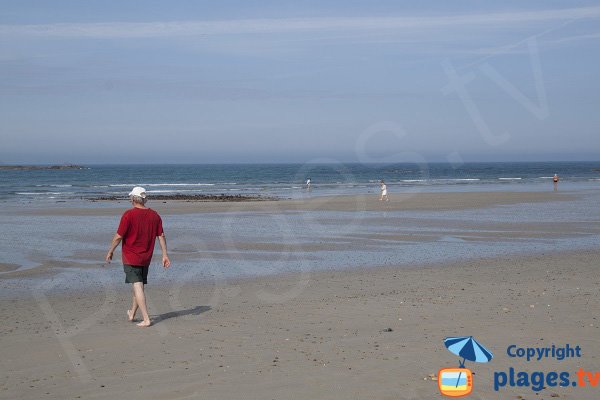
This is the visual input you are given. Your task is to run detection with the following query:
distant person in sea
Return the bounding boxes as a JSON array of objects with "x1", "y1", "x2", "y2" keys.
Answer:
[
  {"x1": 306, "y1": 178, "x2": 311, "y2": 191},
  {"x1": 553, "y1": 173, "x2": 559, "y2": 191},
  {"x1": 380, "y1": 180, "x2": 389, "y2": 201},
  {"x1": 105, "y1": 186, "x2": 171, "y2": 327}
]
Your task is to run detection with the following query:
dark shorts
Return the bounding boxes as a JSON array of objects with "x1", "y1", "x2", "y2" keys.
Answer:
[{"x1": 123, "y1": 264, "x2": 148, "y2": 284}]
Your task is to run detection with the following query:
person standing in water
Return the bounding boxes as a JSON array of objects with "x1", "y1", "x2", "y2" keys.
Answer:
[
  {"x1": 553, "y1": 173, "x2": 559, "y2": 191},
  {"x1": 306, "y1": 178, "x2": 312, "y2": 191},
  {"x1": 105, "y1": 186, "x2": 171, "y2": 327},
  {"x1": 380, "y1": 180, "x2": 389, "y2": 201}
]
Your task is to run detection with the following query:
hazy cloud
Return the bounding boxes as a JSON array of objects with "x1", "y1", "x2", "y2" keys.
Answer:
[{"x1": 1, "y1": 7, "x2": 599, "y2": 39}]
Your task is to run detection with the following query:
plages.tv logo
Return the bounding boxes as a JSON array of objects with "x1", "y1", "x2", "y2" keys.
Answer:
[{"x1": 438, "y1": 336, "x2": 494, "y2": 397}]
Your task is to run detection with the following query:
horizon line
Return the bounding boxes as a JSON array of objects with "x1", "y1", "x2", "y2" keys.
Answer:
[{"x1": 1, "y1": 160, "x2": 599, "y2": 167}]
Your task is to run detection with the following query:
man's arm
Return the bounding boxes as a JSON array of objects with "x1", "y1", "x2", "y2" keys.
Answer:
[
  {"x1": 158, "y1": 233, "x2": 171, "y2": 268},
  {"x1": 105, "y1": 233, "x2": 122, "y2": 264}
]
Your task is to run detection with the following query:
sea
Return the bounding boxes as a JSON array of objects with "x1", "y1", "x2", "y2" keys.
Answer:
[
  {"x1": 1, "y1": 161, "x2": 600, "y2": 203},
  {"x1": 1, "y1": 161, "x2": 599, "y2": 298}
]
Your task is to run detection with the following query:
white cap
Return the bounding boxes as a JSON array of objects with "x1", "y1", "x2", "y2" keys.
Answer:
[{"x1": 128, "y1": 186, "x2": 147, "y2": 198}]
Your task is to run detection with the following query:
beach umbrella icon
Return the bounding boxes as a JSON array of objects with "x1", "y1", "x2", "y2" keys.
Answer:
[
  {"x1": 444, "y1": 336, "x2": 493, "y2": 367},
  {"x1": 443, "y1": 336, "x2": 493, "y2": 390}
]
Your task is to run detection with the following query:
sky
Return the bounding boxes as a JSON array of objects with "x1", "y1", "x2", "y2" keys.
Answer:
[{"x1": 1, "y1": 1, "x2": 599, "y2": 164}]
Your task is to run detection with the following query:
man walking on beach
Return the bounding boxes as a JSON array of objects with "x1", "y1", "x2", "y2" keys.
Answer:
[{"x1": 105, "y1": 186, "x2": 170, "y2": 327}]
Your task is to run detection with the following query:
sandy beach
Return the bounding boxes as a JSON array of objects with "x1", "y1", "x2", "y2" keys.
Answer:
[
  {"x1": 2, "y1": 251, "x2": 599, "y2": 399},
  {"x1": 19, "y1": 190, "x2": 572, "y2": 216},
  {"x1": 1, "y1": 191, "x2": 599, "y2": 399},
  {"x1": 3, "y1": 0, "x2": 599, "y2": 396}
]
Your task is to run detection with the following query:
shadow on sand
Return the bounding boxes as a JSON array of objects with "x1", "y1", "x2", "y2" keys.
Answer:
[{"x1": 153, "y1": 305, "x2": 211, "y2": 323}]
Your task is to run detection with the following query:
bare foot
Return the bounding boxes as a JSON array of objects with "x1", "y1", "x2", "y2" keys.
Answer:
[
  {"x1": 136, "y1": 320, "x2": 151, "y2": 327},
  {"x1": 127, "y1": 309, "x2": 135, "y2": 322}
]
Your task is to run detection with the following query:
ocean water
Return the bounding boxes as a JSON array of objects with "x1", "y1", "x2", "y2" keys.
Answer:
[{"x1": 1, "y1": 161, "x2": 600, "y2": 203}]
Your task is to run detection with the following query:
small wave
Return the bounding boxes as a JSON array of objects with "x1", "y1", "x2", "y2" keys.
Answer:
[
  {"x1": 284, "y1": 186, "x2": 311, "y2": 190},
  {"x1": 498, "y1": 177, "x2": 522, "y2": 180},
  {"x1": 17, "y1": 192, "x2": 72, "y2": 196},
  {"x1": 539, "y1": 176, "x2": 554, "y2": 179},
  {"x1": 431, "y1": 178, "x2": 480, "y2": 182},
  {"x1": 110, "y1": 183, "x2": 215, "y2": 187},
  {"x1": 146, "y1": 183, "x2": 215, "y2": 187},
  {"x1": 34, "y1": 184, "x2": 73, "y2": 188},
  {"x1": 146, "y1": 189, "x2": 208, "y2": 194},
  {"x1": 402, "y1": 179, "x2": 427, "y2": 183},
  {"x1": 107, "y1": 184, "x2": 133, "y2": 187}
]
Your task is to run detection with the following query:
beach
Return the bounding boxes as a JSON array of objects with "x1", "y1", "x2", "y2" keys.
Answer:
[
  {"x1": 1, "y1": 190, "x2": 600, "y2": 399},
  {"x1": 17, "y1": 190, "x2": 573, "y2": 216},
  {"x1": 4, "y1": 0, "x2": 600, "y2": 396}
]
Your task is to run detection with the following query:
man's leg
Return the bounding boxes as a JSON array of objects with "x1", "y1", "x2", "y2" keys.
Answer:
[
  {"x1": 132, "y1": 282, "x2": 151, "y2": 327},
  {"x1": 128, "y1": 286, "x2": 138, "y2": 321}
]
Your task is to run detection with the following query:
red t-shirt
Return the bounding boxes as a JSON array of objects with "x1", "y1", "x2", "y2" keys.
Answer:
[{"x1": 117, "y1": 207, "x2": 164, "y2": 267}]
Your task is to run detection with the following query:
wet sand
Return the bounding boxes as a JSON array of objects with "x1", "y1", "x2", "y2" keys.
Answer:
[
  {"x1": 0, "y1": 263, "x2": 19, "y2": 273},
  {"x1": 18, "y1": 190, "x2": 572, "y2": 216},
  {"x1": 1, "y1": 190, "x2": 589, "y2": 281}
]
